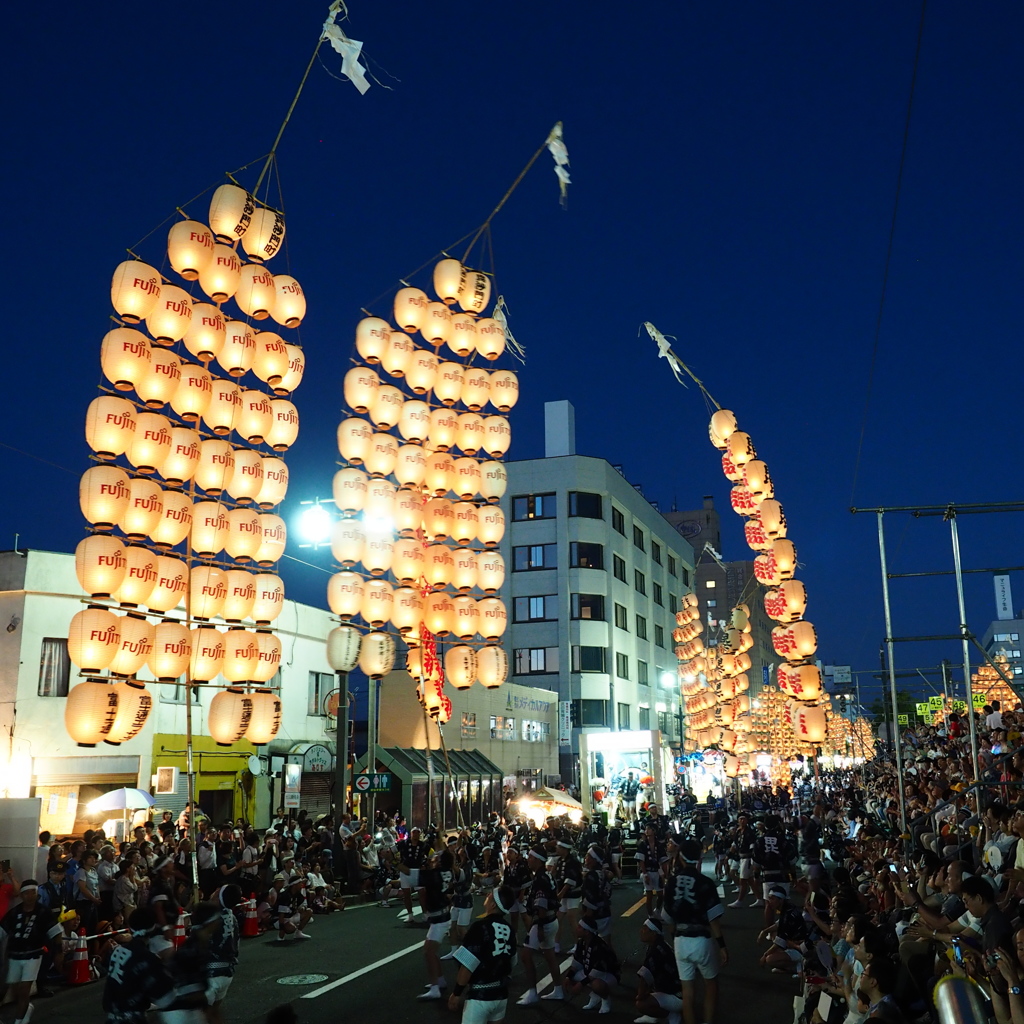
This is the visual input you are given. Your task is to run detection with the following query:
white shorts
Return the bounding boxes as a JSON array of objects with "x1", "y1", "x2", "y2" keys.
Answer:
[
  {"x1": 526, "y1": 921, "x2": 558, "y2": 950},
  {"x1": 560, "y1": 897, "x2": 581, "y2": 912},
  {"x1": 653, "y1": 992, "x2": 683, "y2": 1011},
  {"x1": 462, "y1": 997, "x2": 507, "y2": 1024},
  {"x1": 739, "y1": 858, "x2": 753, "y2": 880},
  {"x1": 612, "y1": 853, "x2": 622, "y2": 865},
  {"x1": 207, "y1": 975, "x2": 233, "y2": 1004},
  {"x1": 764, "y1": 881, "x2": 790, "y2": 899},
  {"x1": 6, "y1": 957, "x2": 41, "y2": 984},
  {"x1": 587, "y1": 968, "x2": 618, "y2": 987},
  {"x1": 509, "y1": 901, "x2": 525, "y2": 914},
  {"x1": 453, "y1": 906, "x2": 474, "y2": 928},
  {"x1": 674, "y1": 934, "x2": 719, "y2": 981},
  {"x1": 400, "y1": 868, "x2": 420, "y2": 889},
  {"x1": 427, "y1": 919, "x2": 452, "y2": 942},
  {"x1": 642, "y1": 871, "x2": 661, "y2": 892}
]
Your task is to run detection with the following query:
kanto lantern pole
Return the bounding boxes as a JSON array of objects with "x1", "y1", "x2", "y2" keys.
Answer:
[
  {"x1": 876, "y1": 513, "x2": 908, "y2": 836},
  {"x1": 948, "y1": 513, "x2": 981, "y2": 804}
]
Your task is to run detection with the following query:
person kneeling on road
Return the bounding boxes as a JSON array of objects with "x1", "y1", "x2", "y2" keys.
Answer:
[
  {"x1": 275, "y1": 876, "x2": 312, "y2": 942},
  {"x1": 634, "y1": 916, "x2": 683, "y2": 1024},
  {"x1": 556, "y1": 915, "x2": 621, "y2": 1013}
]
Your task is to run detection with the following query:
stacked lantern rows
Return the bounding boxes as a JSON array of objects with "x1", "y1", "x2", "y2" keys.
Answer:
[
  {"x1": 325, "y1": 257, "x2": 515, "y2": 717},
  {"x1": 66, "y1": 184, "x2": 304, "y2": 748}
]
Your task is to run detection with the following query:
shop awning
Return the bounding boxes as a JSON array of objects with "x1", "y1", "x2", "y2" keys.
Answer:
[
  {"x1": 537, "y1": 786, "x2": 583, "y2": 811},
  {"x1": 360, "y1": 746, "x2": 503, "y2": 783}
]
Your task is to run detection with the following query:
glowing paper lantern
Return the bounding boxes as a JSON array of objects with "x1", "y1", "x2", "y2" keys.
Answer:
[
  {"x1": 147, "y1": 555, "x2": 188, "y2": 612},
  {"x1": 477, "y1": 551, "x2": 505, "y2": 594},
  {"x1": 127, "y1": 413, "x2": 173, "y2": 475},
  {"x1": 146, "y1": 284, "x2": 193, "y2": 345},
  {"x1": 777, "y1": 663, "x2": 822, "y2": 702},
  {"x1": 110, "y1": 261, "x2": 161, "y2": 324},
  {"x1": 709, "y1": 409, "x2": 737, "y2": 449},
  {"x1": 424, "y1": 592, "x2": 455, "y2": 636},
  {"x1": 479, "y1": 461, "x2": 508, "y2": 503},
  {"x1": 424, "y1": 498, "x2": 454, "y2": 541},
  {"x1": 226, "y1": 449, "x2": 264, "y2": 504},
  {"x1": 743, "y1": 460, "x2": 773, "y2": 503},
  {"x1": 381, "y1": 330, "x2": 414, "y2": 378},
  {"x1": 391, "y1": 586, "x2": 424, "y2": 633},
  {"x1": 391, "y1": 446, "x2": 424, "y2": 491},
  {"x1": 252, "y1": 331, "x2": 290, "y2": 386},
  {"x1": 235, "y1": 265, "x2": 276, "y2": 320},
  {"x1": 451, "y1": 549, "x2": 478, "y2": 592},
  {"x1": 68, "y1": 607, "x2": 121, "y2": 672},
  {"x1": 355, "y1": 317, "x2": 391, "y2": 364},
  {"x1": 793, "y1": 704, "x2": 827, "y2": 743},
  {"x1": 359, "y1": 631, "x2": 396, "y2": 678},
  {"x1": 360, "y1": 578, "x2": 394, "y2": 628},
  {"x1": 332, "y1": 468, "x2": 368, "y2": 515},
  {"x1": 744, "y1": 513, "x2": 770, "y2": 552},
  {"x1": 65, "y1": 680, "x2": 120, "y2": 747},
  {"x1": 449, "y1": 314, "x2": 479, "y2": 359},
  {"x1": 331, "y1": 519, "x2": 364, "y2": 567},
  {"x1": 170, "y1": 363, "x2": 213, "y2": 422},
  {"x1": 276, "y1": 344, "x2": 306, "y2": 395},
  {"x1": 105, "y1": 682, "x2": 154, "y2": 744},
  {"x1": 451, "y1": 458, "x2": 482, "y2": 500},
  {"x1": 477, "y1": 645, "x2": 508, "y2": 689},
  {"x1": 363, "y1": 433, "x2": 398, "y2": 478},
  {"x1": 759, "y1": 499, "x2": 787, "y2": 540},
  {"x1": 478, "y1": 505, "x2": 505, "y2": 547},
  {"x1": 245, "y1": 688, "x2": 282, "y2": 743},
  {"x1": 433, "y1": 258, "x2": 463, "y2": 305},
  {"x1": 167, "y1": 220, "x2": 215, "y2": 280},
  {"x1": 195, "y1": 439, "x2": 235, "y2": 495},
  {"x1": 107, "y1": 614, "x2": 154, "y2": 676},
  {"x1": 120, "y1": 478, "x2": 164, "y2": 539},
  {"x1": 222, "y1": 629, "x2": 260, "y2": 682},
  {"x1": 722, "y1": 450, "x2": 744, "y2": 484},
  {"x1": 458, "y1": 268, "x2": 491, "y2": 314},
  {"x1": 394, "y1": 487, "x2": 424, "y2": 535},
  {"x1": 271, "y1": 275, "x2": 306, "y2": 328},
  {"x1": 221, "y1": 569, "x2": 256, "y2": 622},
  {"x1": 772, "y1": 621, "x2": 818, "y2": 661},
  {"x1": 730, "y1": 484, "x2": 757, "y2": 518},
  {"x1": 475, "y1": 319, "x2": 505, "y2": 360},
  {"x1": 455, "y1": 413, "x2": 485, "y2": 456},
  {"x1": 190, "y1": 625, "x2": 225, "y2": 681},
  {"x1": 75, "y1": 535, "x2": 127, "y2": 597},
  {"x1": 189, "y1": 565, "x2": 227, "y2": 620},
  {"x1": 370, "y1": 385, "x2": 404, "y2": 430},
  {"x1": 208, "y1": 688, "x2": 253, "y2": 745},
  {"x1": 337, "y1": 417, "x2": 373, "y2": 465},
  {"x1": 237, "y1": 390, "x2": 273, "y2": 445},
  {"x1": 488, "y1": 369, "x2": 519, "y2": 412},
  {"x1": 148, "y1": 621, "x2": 192, "y2": 679},
  {"x1": 100, "y1": 327, "x2": 151, "y2": 391},
  {"x1": 254, "y1": 514, "x2": 286, "y2": 566},
  {"x1": 433, "y1": 362, "x2": 464, "y2": 406},
  {"x1": 327, "y1": 571, "x2": 364, "y2": 619},
  {"x1": 451, "y1": 596, "x2": 481, "y2": 639},
  {"x1": 209, "y1": 184, "x2": 255, "y2": 242},
  {"x1": 422, "y1": 452, "x2": 453, "y2": 497},
  {"x1": 773, "y1": 539, "x2": 797, "y2": 581},
  {"x1": 406, "y1": 349, "x2": 439, "y2": 394},
  {"x1": 225, "y1": 507, "x2": 263, "y2": 562},
  {"x1": 256, "y1": 457, "x2": 288, "y2": 509},
  {"x1": 161, "y1": 427, "x2": 201, "y2": 487},
  {"x1": 251, "y1": 573, "x2": 285, "y2": 624},
  {"x1": 85, "y1": 396, "x2": 136, "y2": 460},
  {"x1": 397, "y1": 400, "x2": 431, "y2": 443},
  {"x1": 450, "y1": 502, "x2": 479, "y2": 546},
  {"x1": 199, "y1": 244, "x2": 242, "y2": 303},
  {"x1": 326, "y1": 625, "x2": 361, "y2": 672},
  {"x1": 191, "y1": 501, "x2": 230, "y2": 559},
  {"x1": 361, "y1": 532, "x2": 394, "y2": 577},
  {"x1": 183, "y1": 303, "x2": 225, "y2": 360},
  {"x1": 482, "y1": 416, "x2": 511, "y2": 457},
  {"x1": 420, "y1": 301, "x2": 452, "y2": 345},
  {"x1": 252, "y1": 631, "x2": 283, "y2": 683},
  {"x1": 445, "y1": 646, "x2": 476, "y2": 690},
  {"x1": 218, "y1": 320, "x2": 256, "y2": 378},
  {"x1": 425, "y1": 544, "x2": 455, "y2": 589},
  {"x1": 764, "y1": 579, "x2": 808, "y2": 623},
  {"x1": 344, "y1": 366, "x2": 380, "y2": 414},
  {"x1": 242, "y1": 206, "x2": 285, "y2": 263}
]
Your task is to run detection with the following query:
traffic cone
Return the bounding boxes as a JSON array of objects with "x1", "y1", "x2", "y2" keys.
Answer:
[
  {"x1": 171, "y1": 915, "x2": 186, "y2": 948},
  {"x1": 67, "y1": 930, "x2": 90, "y2": 985},
  {"x1": 241, "y1": 899, "x2": 258, "y2": 938}
]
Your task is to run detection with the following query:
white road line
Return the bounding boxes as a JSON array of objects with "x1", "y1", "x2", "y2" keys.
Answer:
[
  {"x1": 534, "y1": 955, "x2": 575, "y2": 993},
  {"x1": 301, "y1": 940, "x2": 423, "y2": 999}
]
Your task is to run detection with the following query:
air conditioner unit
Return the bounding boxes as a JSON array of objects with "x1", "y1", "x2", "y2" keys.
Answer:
[{"x1": 155, "y1": 766, "x2": 179, "y2": 795}]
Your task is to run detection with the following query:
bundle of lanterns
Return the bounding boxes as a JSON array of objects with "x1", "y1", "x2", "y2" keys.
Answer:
[
  {"x1": 323, "y1": 257, "x2": 515, "y2": 719},
  {"x1": 971, "y1": 657, "x2": 1017, "y2": 710},
  {"x1": 68, "y1": 184, "x2": 304, "y2": 747}
]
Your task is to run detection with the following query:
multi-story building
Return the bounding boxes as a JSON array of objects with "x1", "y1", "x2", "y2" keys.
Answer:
[
  {"x1": 500, "y1": 401, "x2": 695, "y2": 794},
  {"x1": 980, "y1": 574, "x2": 1024, "y2": 687}
]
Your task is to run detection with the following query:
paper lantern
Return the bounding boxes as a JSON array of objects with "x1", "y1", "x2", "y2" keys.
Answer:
[
  {"x1": 730, "y1": 484, "x2": 757, "y2": 518},
  {"x1": 433, "y1": 361, "x2": 464, "y2": 406},
  {"x1": 68, "y1": 607, "x2": 121, "y2": 671},
  {"x1": 385, "y1": 537, "x2": 422, "y2": 586},
  {"x1": 148, "y1": 621, "x2": 192, "y2": 679},
  {"x1": 222, "y1": 629, "x2": 260, "y2": 682},
  {"x1": 726, "y1": 431, "x2": 756, "y2": 468},
  {"x1": 392, "y1": 586, "x2": 424, "y2": 634},
  {"x1": 361, "y1": 532, "x2": 394, "y2": 577},
  {"x1": 241, "y1": 206, "x2": 285, "y2": 263},
  {"x1": 251, "y1": 573, "x2": 285, "y2": 624},
  {"x1": 245, "y1": 688, "x2": 282, "y2": 743},
  {"x1": 475, "y1": 319, "x2": 506, "y2": 360},
  {"x1": 127, "y1": 413, "x2": 173, "y2": 475},
  {"x1": 359, "y1": 631, "x2": 396, "y2": 678},
  {"x1": 433, "y1": 258, "x2": 464, "y2": 305},
  {"x1": 120, "y1": 478, "x2": 164, "y2": 539},
  {"x1": 425, "y1": 544, "x2": 454, "y2": 589},
  {"x1": 429, "y1": 407, "x2": 458, "y2": 452},
  {"x1": 445, "y1": 646, "x2": 476, "y2": 690},
  {"x1": 65, "y1": 680, "x2": 120, "y2": 747},
  {"x1": 370, "y1": 385, "x2": 404, "y2": 431},
  {"x1": 235, "y1": 265, "x2": 276, "y2": 320},
  {"x1": 107, "y1": 614, "x2": 154, "y2": 676},
  {"x1": 337, "y1": 417, "x2": 373, "y2": 465},
  {"x1": 195, "y1": 440, "x2": 235, "y2": 495},
  {"x1": 221, "y1": 569, "x2": 257, "y2": 622},
  {"x1": 137, "y1": 346, "x2": 182, "y2": 409},
  {"x1": 170, "y1": 363, "x2": 213, "y2": 422},
  {"x1": 256, "y1": 399, "x2": 296, "y2": 454},
  {"x1": 226, "y1": 449, "x2": 263, "y2": 504},
  {"x1": 458, "y1": 368, "x2": 489, "y2": 412},
  {"x1": 424, "y1": 592, "x2": 455, "y2": 636},
  {"x1": 146, "y1": 284, "x2": 193, "y2": 345},
  {"x1": 363, "y1": 433, "x2": 398, "y2": 478},
  {"x1": 772, "y1": 539, "x2": 797, "y2": 581},
  {"x1": 75, "y1": 535, "x2": 127, "y2": 598},
  {"x1": 225, "y1": 507, "x2": 263, "y2": 562},
  {"x1": 101, "y1": 327, "x2": 151, "y2": 391},
  {"x1": 488, "y1": 369, "x2": 519, "y2": 412},
  {"x1": 475, "y1": 598, "x2": 507, "y2": 634},
  {"x1": 482, "y1": 416, "x2": 511, "y2": 457},
  {"x1": 772, "y1": 621, "x2": 818, "y2": 661},
  {"x1": 721, "y1": 450, "x2": 744, "y2": 484},
  {"x1": 208, "y1": 687, "x2": 253, "y2": 745},
  {"x1": 327, "y1": 625, "x2": 362, "y2": 672},
  {"x1": 191, "y1": 501, "x2": 230, "y2": 558},
  {"x1": 331, "y1": 518, "x2": 364, "y2": 567},
  {"x1": 477, "y1": 551, "x2": 505, "y2": 594},
  {"x1": 327, "y1": 571, "x2": 364, "y2": 619},
  {"x1": 709, "y1": 410, "x2": 737, "y2": 449},
  {"x1": 256, "y1": 457, "x2": 288, "y2": 509},
  {"x1": 406, "y1": 349, "x2": 439, "y2": 394},
  {"x1": 793, "y1": 705, "x2": 827, "y2": 744},
  {"x1": 100, "y1": 681, "x2": 153, "y2": 746},
  {"x1": 423, "y1": 498, "x2": 453, "y2": 541},
  {"x1": 458, "y1": 268, "x2": 491, "y2": 314},
  {"x1": 764, "y1": 579, "x2": 807, "y2": 623},
  {"x1": 390, "y1": 446, "x2": 424, "y2": 492},
  {"x1": 276, "y1": 344, "x2": 305, "y2": 395},
  {"x1": 111, "y1": 260, "x2": 162, "y2": 324},
  {"x1": 381, "y1": 329, "x2": 415, "y2": 378},
  {"x1": 420, "y1": 301, "x2": 452, "y2": 345},
  {"x1": 479, "y1": 461, "x2": 508, "y2": 503},
  {"x1": 394, "y1": 487, "x2": 424, "y2": 535},
  {"x1": 237, "y1": 390, "x2": 273, "y2": 444},
  {"x1": 477, "y1": 646, "x2": 508, "y2": 689},
  {"x1": 199, "y1": 244, "x2": 242, "y2": 303},
  {"x1": 449, "y1": 314, "x2": 479, "y2": 359},
  {"x1": 332, "y1": 467, "x2": 368, "y2": 515},
  {"x1": 209, "y1": 184, "x2": 255, "y2": 242},
  {"x1": 344, "y1": 366, "x2": 380, "y2": 415},
  {"x1": 190, "y1": 625, "x2": 225, "y2": 681},
  {"x1": 254, "y1": 514, "x2": 286, "y2": 566},
  {"x1": 743, "y1": 460, "x2": 773, "y2": 503},
  {"x1": 744, "y1": 513, "x2": 770, "y2": 552},
  {"x1": 355, "y1": 317, "x2": 391, "y2": 364},
  {"x1": 451, "y1": 596, "x2": 480, "y2": 640},
  {"x1": 777, "y1": 664, "x2": 822, "y2": 702},
  {"x1": 251, "y1": 331, "x2": 290, "y2": 386},
  {"x1": 422, "y1": 452, "x2": 453, "y2": 497},
  {"x1": 450, "y1": 457, "x2": 482, "y2": 501},
  {"x1": 161, "y1": 427, "x2": 201, "y2": 487},
  {"x1": 450, "y1": 502, "x2": 479, "y2": 546},
  {"x1": 252, "y1": 631, "x2": 283, "y2": 683},
  {"x1": 759, "y1": 499, "x2": 787, "y2": 540},
  {"x1": 456, "y1": 413, "x2": 486, "y2": 456},
  {"x1": 183, "y1": 303, "x2": 225, "y2": 360},
  {"x1": 167, "y1": 219, "x2": 215, "y2": 280},
  {"x1": 396, "y1": 400, "x2": 430, "y2": 444},
  {"x1": 217, "y1": 320, "x2": 256, "y2": 378},
  {"x1": 271, "y1": 275, "x2": 305, "y2": 328},
  {"x1": 451, "y1": 549, "x2": 478, "y2": 592},
  {"x1": 478, "y1": 504, "x2": 505, "y2": 547},
  {"x1": 189, "y1": 564, "x2": 227, "y2": 620},
  {"x1": 360, "y1": 578, "x2": 394, "y2": 628},
  {"x1": 731, "y1": 605, "x2": 751, "y2": 632},
  {"x1": 147, "y1": 555, "x2": 188, "y2": 612},
  {"x1": 85, "y1": 396, "x2": 136, "y2": 460}
]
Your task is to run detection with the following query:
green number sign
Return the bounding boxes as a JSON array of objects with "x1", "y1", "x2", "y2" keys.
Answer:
[{"x1": 897, "y1": 714, "x2": 909, "y2": 725}]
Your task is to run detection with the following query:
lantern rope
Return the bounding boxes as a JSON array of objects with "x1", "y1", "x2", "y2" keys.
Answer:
[{"x1": 642, "y1": 323, "x2": 720, "y2": 412}]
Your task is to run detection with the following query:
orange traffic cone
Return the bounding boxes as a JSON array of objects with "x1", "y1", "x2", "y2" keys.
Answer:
[
  {"x1": 67, "y1": 930, "x2": 90, "y2": 985},
  {"x1": 241, "y1": 899, "x2": 259, "y2": 938},
  {"x1": 171, "y1": 915, "x2": 186, "y2": 948}
]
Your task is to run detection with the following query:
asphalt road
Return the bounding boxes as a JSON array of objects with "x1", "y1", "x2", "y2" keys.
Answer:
[{"x1": 16, "y1": 868, "x2": 800, "y2": 1024}]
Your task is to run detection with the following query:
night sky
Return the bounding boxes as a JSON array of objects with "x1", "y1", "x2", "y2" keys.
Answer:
[{"x1": 5, "y1": 2, "x2": 1023, "y2": 707}]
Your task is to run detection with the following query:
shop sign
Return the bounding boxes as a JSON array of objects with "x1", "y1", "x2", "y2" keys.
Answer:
[
  {"x1": 302, "y1": 744, "x2": 333, "y2": 773},
  {"x1": 558, "y1": 701, "x2": 571, "y2": 749}
]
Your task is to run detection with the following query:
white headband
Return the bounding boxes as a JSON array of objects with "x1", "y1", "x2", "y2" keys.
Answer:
[
  {"x1": 493, "y1": 889, "x2": 510, "y2": 914},
  {"x1": 19, "y1": 884, "x2": 39, "y2": 894}
]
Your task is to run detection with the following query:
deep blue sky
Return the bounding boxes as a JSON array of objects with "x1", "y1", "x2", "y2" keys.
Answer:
[{"x1": 5, "y1": 2, "x2": 1023, "y2": 706}]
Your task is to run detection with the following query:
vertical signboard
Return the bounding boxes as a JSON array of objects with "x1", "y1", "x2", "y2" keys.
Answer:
[{"x1": 995, "y1": 575, "x2": 1014, "y2": 621}]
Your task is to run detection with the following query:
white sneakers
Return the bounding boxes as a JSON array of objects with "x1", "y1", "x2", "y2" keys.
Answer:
[{"x1": 517, "y1": 989, "x2": 540, "y2": 1005}]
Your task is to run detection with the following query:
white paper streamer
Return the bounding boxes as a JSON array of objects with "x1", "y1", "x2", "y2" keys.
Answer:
[
  {"x1": 322, "y1": 2, "x2": 371, "y2": 95},
  {"x1": 494, "y1": 296, "x2": 526, "y2": 364},
  {"x1": 643, "y1": 321, "x2": 686, "y2": 386},
  {"x1": 546, "y1": 122, "x2": 570, "y2": 205}
]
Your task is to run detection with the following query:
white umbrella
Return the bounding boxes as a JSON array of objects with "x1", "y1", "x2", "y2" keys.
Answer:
[{"x1": 88, "y1": 788, "x2": 156, "y2": 813}]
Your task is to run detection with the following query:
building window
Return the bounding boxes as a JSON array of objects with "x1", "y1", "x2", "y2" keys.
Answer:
[
  {"x1": 614, "y1": 603, "x2": 628, "y2": 630},
  {"x1": 613, "y1": 554, "x2": 627, "y2": 582},
  {"x1": 512, "y1": 493, "x2": 556, "y2": 521},
  {"x1": 513, "y1": 595, "x2": 558, "y2": 622},
  {"x1": 513, "y1": 647, "x2": 559, "y2": 674},
  {"x1": 638, "y1": 660, "x2": 649, "y2": 685},
  {"x1": 513, "y1": 543, "x2": 557, "y2": 571},
  {"x1": 615, "y1": 652, "x2": 629, "y2": 679},
  {"x1": 522, "y1": 720, "x2": 550, "y2": 742},
  {"x1": 668, "y1": 555, "x2": 678, "y2": 577},
  {"x1": 572, "y1": 699, "x2": 606, "y2": 727},
  {"x1": 636, "y1": 614, "x2": 648, "y2": 640},
  {"x1": 653, "y1": 582, "x2": 663, "y2": 606},
  {"x1": 617, "y1": 703, "x2": 631, "y2": 730},
  {"x1": 308, "y1": 671, "x2": 333, "y2": 716},
  {"x1": 707, "y1": 598, "x2": 717, "y2": 608},
  {"x1": 612, "y1": 506, "x2": 625, "y2": 535},
  {"x1": 633, "y1": 525, "x2": 645, "y2": 551},
  {"x1": 490, "y1": 715, "x2": 516, "y2": 740},
  {"x1": 634, "y1": 570, "x2": 647, "y2": 595},
  {"x1": 1011, "y1": 650, "x2": 1022, "y2": 659},
  {"x1": 461, "y1": 712, "x2": 477, "y2": 739},
  {"x1": 681, "y1": 567, "x2": 690, "y2": 586},
  {"x1": 570, "y1": 541, "x2": 604, "y2": 569},
  {"x1": 654, "y1": 624, "x2": 665, "y2": 648},
  {"x1": 572, "y1": 646, "x2": 607, "y2": 673},
  {"x1": 669, "y1": 593, "x2": 678, "y2": 614},
  {"x1": 571, "y1": 594, "x2": 606, "y2": 621},
  {"x1": 652, "y1": 541, "x2": 662, "y2": 565},
  {"x1": 705, "y1": 579, "x2": 716, "y2": 588},
  {"x1": 569, "y1": 491, "x2": 603, "y2": 519},
  {"x1": 638, "y1": 706, "x2": 651, "y2": 729},
  {"x1": 37, "y1": 638, "x2": 70, "y2": 697}
]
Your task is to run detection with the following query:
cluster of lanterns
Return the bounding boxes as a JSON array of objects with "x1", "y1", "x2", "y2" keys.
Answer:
[
  {"x1": 971, "y1": 657, "x2": 1016, "y2": 710},
  {"x1": 67, "y1": 184, "x2": 302, "y2": 747},
  {"x1": 326, "y1": 258, "x2": 515, "y2": 722}
]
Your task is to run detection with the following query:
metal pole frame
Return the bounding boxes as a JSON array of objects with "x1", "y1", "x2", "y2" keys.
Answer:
[{"x1": 949, "y1": 514, "x2": 982, "y2": 804}]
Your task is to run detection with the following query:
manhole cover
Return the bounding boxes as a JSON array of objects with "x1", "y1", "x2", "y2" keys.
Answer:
[{"x1": 277, "y1": 974, "x2": 329, "y2": 986}]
